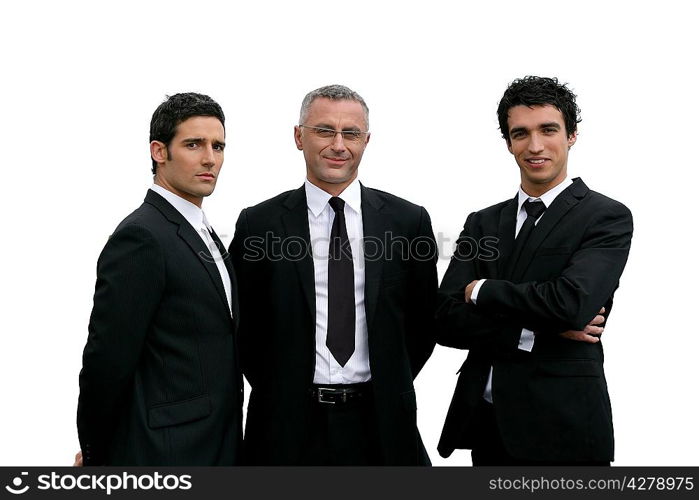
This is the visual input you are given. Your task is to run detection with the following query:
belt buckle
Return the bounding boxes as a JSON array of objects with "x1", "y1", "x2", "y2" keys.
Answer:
[{"x1": 317, "y1": 387, "x2": 337, "y2": 405}]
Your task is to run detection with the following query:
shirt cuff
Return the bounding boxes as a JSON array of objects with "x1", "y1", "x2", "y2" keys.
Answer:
[
  {"x1": 471, "y1": 279, "x2": 486, "y2": 304},
  {"x1": 518, "y1": 328, "x2": 535, "y2": 352}
]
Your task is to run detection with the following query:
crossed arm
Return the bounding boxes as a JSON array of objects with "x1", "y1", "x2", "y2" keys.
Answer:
[{"x1": 437, "y1": 203, "x2": 632, "y2": 350}]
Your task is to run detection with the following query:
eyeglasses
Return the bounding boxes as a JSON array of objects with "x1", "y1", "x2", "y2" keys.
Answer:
[{"x1": 298, "y1": 125, "x2": 369, "y2": 142}]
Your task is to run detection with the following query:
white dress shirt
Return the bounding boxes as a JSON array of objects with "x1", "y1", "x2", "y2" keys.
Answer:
[
  {"x1": 305, "y1": 178, "x2": 371, "y2": 384},
  {"x1": 150, "y1": 184, "x2": 233, "y2": 314},
  {"x1": 475, "y1": 178, "x2": 573, "y2": 402}
]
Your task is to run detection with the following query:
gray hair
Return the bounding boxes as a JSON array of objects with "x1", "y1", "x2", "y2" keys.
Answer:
[{"x1": 299, "y1": 84, "x2": 369, "y2": 129}]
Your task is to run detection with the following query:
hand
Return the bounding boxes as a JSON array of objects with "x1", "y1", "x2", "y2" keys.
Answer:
[
  {"x1": 559, "y1": 307, "x2": 606, "y2": 343},
  {"x1": 464, "y1": 280, "x2": 479, "y2": 304},
  {"x1": 73, "y1": 451, "x2": 83, "y2": 467}
]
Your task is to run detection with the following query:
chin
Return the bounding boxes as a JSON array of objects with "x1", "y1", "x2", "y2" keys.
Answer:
[
  {"x1": 317, "y1": 174, "x2": 348, "y2": 185},
  {"x1": 326, "y1": 177, "x2": 351, "y2": 185},
  {"x1": 193, "y1": 189, "x2": 213, "y2": 199}
]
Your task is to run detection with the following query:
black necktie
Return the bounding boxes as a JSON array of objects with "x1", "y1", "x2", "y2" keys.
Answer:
[
  {"x1": 506, "y1": 199, "x2": 547, "y2": 276},
  {"x1": 327, "y1": 197, "x2": 355, "y2": 366}
]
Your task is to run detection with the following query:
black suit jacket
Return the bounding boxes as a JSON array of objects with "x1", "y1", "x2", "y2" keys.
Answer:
[
  {"x1": 230, "y1": 184, "x2": 437, "y2": 465},
  {"x1": 436, "y1": 178, "x2": 633, "y2": 462},
  {"x1": 77, "y1": 190, "x2": 243, "y2": 465}
]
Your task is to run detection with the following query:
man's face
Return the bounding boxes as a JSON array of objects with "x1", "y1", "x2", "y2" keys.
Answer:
[
  {"x1": 294, "y1": 97, "x2": 370, "y2": 195},
  {"x1": 151, "y1": 116, "x2": 225, "y2": 207},
  {"x1": 506, "y1": 104, "x2": 576, "y2": 197}
]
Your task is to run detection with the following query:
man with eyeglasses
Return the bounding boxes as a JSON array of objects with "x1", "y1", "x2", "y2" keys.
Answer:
[
  {"x1": 436, "y1": 76, "x2": 633, "y2": 465},
  {"x1": 230, "y1": 84, "x2": 437, "y2": 465}
]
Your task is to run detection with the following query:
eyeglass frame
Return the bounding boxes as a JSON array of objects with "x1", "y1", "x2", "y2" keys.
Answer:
[{"x1": 297, "y1": 124, "x2": 370, "y2": 142}]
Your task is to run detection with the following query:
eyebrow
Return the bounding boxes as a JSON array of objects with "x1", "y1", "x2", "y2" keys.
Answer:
[
  {"x1": 540, "y1": 122, "x2": 561, "y2": 129},
  {"x1": 180, "y1": 137, "x2": 226, "y2": 147},
  {"x1": 313, "y1": 124, "x2": 363, "y2": 132},
  {"x1": 510, "y1": 122, "x2": 562, "y2": 136},
  {"x1": 312, "y1": 124, "x2": 339, "y2": 131}
]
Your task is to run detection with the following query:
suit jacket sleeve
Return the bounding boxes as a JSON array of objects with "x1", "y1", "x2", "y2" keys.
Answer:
[
  {"x1": 229, "y1": 209, "x2": 258, "y2": 385},
  {"x1": 77, "y1": 223, "x2": 165, "y2": 465},
  {"x1": 476, "y1": 202, "x2": 633, "y2": 332},
  {"x1": 435, "y1": 212, "x2": 520, "y2": 352},
  {"x1": 404, "y1": 206, "x2": 438, "y2": 378}
]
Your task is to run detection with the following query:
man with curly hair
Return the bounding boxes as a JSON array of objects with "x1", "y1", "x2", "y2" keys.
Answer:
[{"x1": 436, "y1": 76, "x2": 633, "y2": 465}]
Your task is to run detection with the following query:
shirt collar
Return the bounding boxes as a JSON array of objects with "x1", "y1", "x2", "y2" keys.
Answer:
[
  {"x1": 304, "y1": 177, "x2": 362, "y2": 218},
  {"x1": 150, "y1": 184, "x2": 209, "y2": 231},
  {"x1": 517, "y1": 177, "x2": 573, "y2": 213}
]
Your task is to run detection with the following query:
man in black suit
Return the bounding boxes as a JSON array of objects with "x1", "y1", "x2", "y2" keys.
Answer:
[
  {"x1": 77, "y1": 93, "x2": 242, "y2": 465},
  {"x1": 436, "y1": 76, "x2": 633, "y2": 465},
  {"x1": 230, "y1": 84, "x2": 437, "y2": 465}
]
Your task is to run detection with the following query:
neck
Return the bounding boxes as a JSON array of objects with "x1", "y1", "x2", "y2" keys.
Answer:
[
  {"x1": 307, "y1": 176, "x2": 356, "y2": 197},
  {"x1": 520, "y1": 176, "x2": 566, "y2": 198},
  {"x1": 154, "y1": 178, "x2": 203, "y2": 207}
]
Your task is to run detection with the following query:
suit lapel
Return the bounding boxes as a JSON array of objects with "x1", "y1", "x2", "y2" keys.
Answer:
[
  {"x1": 144, "y1": 190, "x2": 232, "y2": 317},
  {"x1": 510, "y1": 178, "x2": 589, "y2": 282},
  {"x1": 177, "y1": 221, "x2": 232, "y2": 315},
  {"x1": 497, "y1": 195, "x2": 518, "y2": 278},
  {"x1": 360, "y1": 184, "x2": 385, "y2": 331},
  {"x1": 210, "y1": 228, "x2": 239, "y2": 326},
  {"x1": 281, "y1": 186, "x2": 316, "y2": 321}
]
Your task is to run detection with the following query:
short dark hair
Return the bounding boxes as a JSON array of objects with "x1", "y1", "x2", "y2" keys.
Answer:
[
  {"x1": 149, "y1": 92, "x2": 225, "y2": 174},
  {"x1": 497, "y1": 76, "x2": 581, "y2": 144}
]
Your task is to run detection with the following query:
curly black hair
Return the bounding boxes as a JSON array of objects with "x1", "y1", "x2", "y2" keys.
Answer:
[{"x1": 497, "y1": 76, "x2": 581, "y2": 144}]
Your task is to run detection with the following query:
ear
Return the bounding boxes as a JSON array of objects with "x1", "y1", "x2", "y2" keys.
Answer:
[
  {"x1": 365, "y1": 132, "x2": 371, "y2": 146},
  {"x1": 567, "y1": 132, "x2": 577, "y2": 149},
  {"x1": 294, "y1": 126, "x2": 303, "y2": 150},
  {"x1": 150, "y1": 141, "x2": 168, "y2": 165},
  {"x1": 507, "y1": 141, "x2": 513, "y2": 154}
]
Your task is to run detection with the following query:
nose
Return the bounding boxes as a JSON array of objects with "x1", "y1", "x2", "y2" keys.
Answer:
[
  {"x1": 330, "y1": 131, "x2": 347, "y2": 152},
  {"x1": 201, "y1": 145, "x2": 216, "y2": 167},
  {"x1": 528, "y1": 133, "x2": 544, "y2": 153}
]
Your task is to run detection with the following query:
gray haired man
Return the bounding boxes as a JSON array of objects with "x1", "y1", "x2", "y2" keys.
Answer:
[{"x1": 230, "y1": 85, "x2": 438, "y2": 465}]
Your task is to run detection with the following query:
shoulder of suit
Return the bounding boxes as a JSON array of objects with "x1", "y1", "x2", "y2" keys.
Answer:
[
  {"x1": 471, "y1": 198, "x2": 513, "y2": 218},
  {"x1": 241, "y1": 188, "x2": 299, "y2": 215},
  {"x1": 582, "y1": 188, "x2": 633, "y2": 218},
  {"x1": 111, "y1": 202, "x2": 169, "y2": 239},
  {"x1": 363, "y1": 186, "x2": 427, "y2": 213}
]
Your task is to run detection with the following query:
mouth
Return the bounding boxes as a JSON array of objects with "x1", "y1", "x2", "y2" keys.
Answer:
[
  {"x1": 525, "y1": 157, "x2": 548, "y2": 168},
  {"x1": 323, "y1": 156, "x2": 349, "y2": 166},
  {"x1": 196, "y1": 173, "x2": 216, "y2": 180}
]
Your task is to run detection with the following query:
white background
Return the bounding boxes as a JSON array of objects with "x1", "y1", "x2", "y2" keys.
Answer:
[{"x1": 1, "y1": 0, "x2": 697, "y2": 466}]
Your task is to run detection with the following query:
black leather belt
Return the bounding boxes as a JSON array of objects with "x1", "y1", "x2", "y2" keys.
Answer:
[{"x1": 309, "y1": 383, "x2": 372, "y2": 405}]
